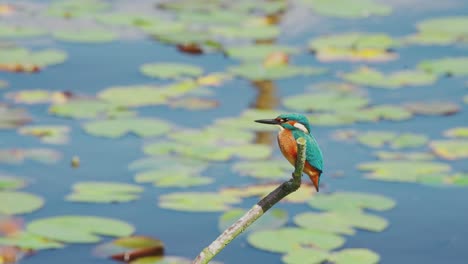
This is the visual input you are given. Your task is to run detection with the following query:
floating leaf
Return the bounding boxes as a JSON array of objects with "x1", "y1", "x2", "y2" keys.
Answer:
[
  {"x1": 0, "y1": 148, "x2": 61, "y2": 165},
  {"x1": 282, "y1": 247, "x2": 330, "y2": 264},
  {"x1": 0, "y1": 192, "x2": 44, "y2": 215},
  {"x1": 418, "y1": 57, "x2": 468, "y2": 76},
  {"x1": 135, "y1": 169, "x2": 213, "y2": 188},
  {"x1": 98, "y1": 85, "x2": 168, "y2": 107},
  {"x1": 53, "y1": 29, "x2": 117, "y2": 43},
  {"x1": 0, "y1": 25, "x2": 46, "y2": 39},
  {"x1": 130, "y1": 256, "x2": 192, "y2": 264},
  {"x1": 0, "y1": 232, "x2": 63, "y2": 250},
  {"x1": 308, "y1": 192, "x2": 396, "y2": 212},
  {"x1": 302, "y1": 0, "x2": 392, "y2": 18},
  {"x1": 0, "y1": 175, "x2": 26, "y2": 190},
  {"x1": 210, "y1": 24, "x2": 279, "y2": 40},
  {"x1": 67, "y1": 182, "x2": 143, "y2": 203},
  {"x1": 158, "y1": 192, "x2": 241, "y2": 212},
  {"x1": 232, "y1": 160, "x2": 291, "y2": 180},
  {"x1": 19, "y1": 125, "x2": 70, "y2": 144},
  {"x1": 0, "y1": 48, "x2": 67, "y2": 72},
  {"x1": 374, "y1": 151, "x2": 434, "y2": 161},
  {"x1": 330, "y1": 248, "x2": 380, "y2": 264},
  {"x1": 225, "y1": 45, "x2": 299, "y2": 62},
  {"x1": 284, "y1": 91, "x2": 368, "y2": 112},
  {"x1": 229, "y1": 63, "x2": 325, "y2": 81},
  {"x1": 342, "y1": 67, "x2": 437, "y2": 88},
  {"x1": 408, "y1": 16, "x2": 468, "y2": 45},
  {"x1": 358, "y1": 160, "x2": 451, "y2": 183},
  {"x1": 83, "y1": 118, "x2": 171, "y2": 138},
  {"x1": 343, "y1": 131, "x2": 428, "y2": 149},
  {"x1": 444, "y1": 127, "x2": 468, "y2": 138},
  {"x1": 404, "y1": 101, "x2": 459, "y2": 116},
  {"x1": 140, "y1": 63, "x2": 203, "y2": 80},
  {"x1": 247, "y1": 227, "x2": 345, "y2": 253},
  {"x1": 430, "y1": 140, "x2": 468, "y2": 160},
  {"x1": 0, "y1": 105, "x2": 31, "y2": 129},
  {"x1": 94, "y1": 236, "x2": 164, "y2": 262},
  {"x1": 219, "y1": 208, "x2": 287, "y2": 232},
  {"x1": 48, "y1": 0, "x2": 109, "y2": 17},
  {"x1": 6, "y1": 90, "x2": 71, "y2": 104},
  {"x1": 27, "y1": 216, "x2": 134, "y2": 243},
  {"x1": 50, "y1": 99, "x2": 133, "y2": 119}
]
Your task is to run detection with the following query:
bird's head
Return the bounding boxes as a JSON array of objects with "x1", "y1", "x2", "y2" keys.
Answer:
[{"x1": 255, "y1": 113, "x2": 311, "y2": 134}]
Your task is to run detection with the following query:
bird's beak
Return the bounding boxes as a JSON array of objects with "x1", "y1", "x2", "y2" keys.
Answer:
[{"x1": 254, "y1": 119, "x2": 280, "y2": 125}]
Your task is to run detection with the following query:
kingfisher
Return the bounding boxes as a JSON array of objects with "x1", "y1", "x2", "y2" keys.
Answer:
[{"x1": 255, "y1": 113, "x2": 323, "y2": 191}]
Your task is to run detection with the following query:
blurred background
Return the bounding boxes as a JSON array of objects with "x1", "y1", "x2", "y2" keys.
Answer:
[{"x1": 0, "y1": 0, "x2": 467, "y2": 263}]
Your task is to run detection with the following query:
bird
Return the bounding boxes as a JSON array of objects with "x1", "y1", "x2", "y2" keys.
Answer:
[{"x1": 255, "y1": 113, "x2": 323, "y2": 191}]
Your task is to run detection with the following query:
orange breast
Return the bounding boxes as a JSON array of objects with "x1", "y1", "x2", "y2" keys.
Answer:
[{"x1": 277, "y1": 129, "x2": 298, "y2": 166}]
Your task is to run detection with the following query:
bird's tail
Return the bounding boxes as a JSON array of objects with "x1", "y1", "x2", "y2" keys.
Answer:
[{"x1": 307, "y1": 169, "x2": 321, "y2": 192}]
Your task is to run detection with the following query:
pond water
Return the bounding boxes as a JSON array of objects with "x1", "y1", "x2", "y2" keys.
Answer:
[{"x1": 1, "y1": 0, "x2": 467, "y2": 264}]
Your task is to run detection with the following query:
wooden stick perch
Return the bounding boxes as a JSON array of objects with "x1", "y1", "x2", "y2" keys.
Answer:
[{"x1": 192, "y1": 137, "x2": 307, "y2": 264}]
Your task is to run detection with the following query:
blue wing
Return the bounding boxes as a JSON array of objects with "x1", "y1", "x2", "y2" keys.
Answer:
[{"x1": 292, "y1": 130, "x2": 323, "y2": 172}]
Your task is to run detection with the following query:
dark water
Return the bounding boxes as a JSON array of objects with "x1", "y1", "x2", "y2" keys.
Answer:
[{"x1": 1, "y1": 1, "x2": 468, "y2": 264}]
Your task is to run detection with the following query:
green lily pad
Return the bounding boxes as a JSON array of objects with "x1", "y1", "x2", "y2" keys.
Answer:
[
  {"x1": 308, "y1": 192, "x2": 396, "y2": 212},
  {"x1": 221, "y1": 183, "x2": 317, "y2": 203},
  {"x1": 140, "y1": 63, "x2": 203, "y2": 80},
  {"x1": 404, "y1": 101, "x2": 459, "y2": 116},
  {"x1": 430, "y1": 140, "x2": 468, "y2": 160},
  {"x1": 158, "y1": 192, "x2": 241, "y2": 212},
  {"x1": 135, "y1": 169, "x2": 213, "y2": 188},
  {"x1": 0, "y1": 25, "x2": 46, "y2": 39},
  {"x1": 177, "y1": 10, "x2": 251, "y2": 25},
  {"x1": 27, "y1": 216, "x2": 134, "y2": 243},
  {"x1": 309, "y1": 33, "x2": 398, "y2": 62},
  {"x1": 229, "y1": 63, "x2": 325, "y2": 81},
  {"x1": 302, "y1": 0, "x2": 392, "y2": 18},
  {"x1": 0, "y1": 191, "x2": 44, "y2": 215},
  {"x1": 358, "y1": 160, "x2": 451, "y2": 183},
  {"x1": 219, "y1": 208, "x2": 288, "y2": 232},
  {"x1": 342, "y1": 67, "x2": 437, "y2": 88},
  {"x1": 444, "y1": 127, "x2": 468, "y2": 138},
  {"x1": 330, "y1": 248, "x2": 380, "y2": 264},
  {"x1": 0, "y1": 48, "x2": 67, "y2": 69},
  {"x1": 19, "y1": 125, "x2": 70, "y2": 144},
  {"x1": 130, "y1": 256, "x2": 192, "y2": 264},
  {"x1": 0, "y1": 232, "x2": 64, "y2": 250},
  {"x1": 67, "y1": 182, "x2": 143, "y2": 203},
  {"x1": 49, "y1": 99, "x2": 133, "y2": 119},
  {"x1": 48, "y1": 0, "x2": 110, "y2": 17},
  {"x1": 0, "y1": 175, "x2": 26, "y2": 190},
  {"x1": 282, "y1": 247, "x2": 330, "y2": 264},
  {"x1": 98, "y1": 85, "x2": 168, "y2": 107},
  {"x1": 0, "y1": 105, "x2": 31, "y2": 129},
  {"x1": 94, "y1": 236, "x2": 164, "y2": 262},
  {"x1": 210, "y1": 25, "x2": 279, "y2": 40},
  {"x1": 247, "y1": 227, "x2": 345, "y2": 253},
  {"x1": 449, "y1": 173, "x2": 468, "y2": 186},
  {"x1": 346, "y1": 131, "x2": 428, "y2": 149},
  {"x1": 6, "y1": 90, "x2": 65, "y2": 104},
  {"x1": 83, "y1": 118, "x2": 171, "y2": 138},
  {"x1": 284, "y1": 91, "x2": 368, "y2": 112},
  {"x1": 0, "y1": 148, "x2": 61, "y2": 165},
  {"x1": 418, "y1": 57, "x2": 468, "y2": 76},
  {"x1": 128, "y1": 156, "x2": 208, "y2": 172},
  {"x1": 225, "y1": 45, "x2": 299, "y2": 62},
  {"x1": 53, "y1": 29, "x2": 117, "y2": 43},
  {"x1": 374, "y1": 151, "x2": 435, "y2": 161},
  {"x1": 408, "y1": 16, "x2": 468, "y2": 45},
  {"x1": 232, "y1": 160, "x2": 292, "y2": 180}
]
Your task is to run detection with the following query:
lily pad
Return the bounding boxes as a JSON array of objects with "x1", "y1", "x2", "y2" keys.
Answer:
[
  {"x1": 430, "y1": 140, "x2": 468, "y2": 160},
  {"x1": 342, "y1": 67, "x2": 437, "y2": 88},
  {"x1": 346, "y1": 131, "x2": 428, "y2": 149},
  {"x1": 140, "y1": 63, "x2": 203, "y2": 80},
  {"x1": 67, "y1": 182, "x2": 144, "y2": 203},
  {"x1": 330, "y1": 248, "x2": 380, "y2": 264},
  {"x1": 219, "y1": 208, "x2": 288, "y2": 232},
  {"x1": 302, "y1": 0, "x2": 392, "y2": 18},
  {"x1": 232, "y1": 160, "x2": 292, "y2": 180},
  {"x1": 130, "y1": 256, "x2": 192, "y2": 264},
  {"x1": 19, "y1": 125, "x2": 70, "y2": 144},
  {"x1": 27, "y1": 216, "x2": 134, "y2": 243},
  {"x1": 225, "y1": 45, "x2": 299, "y2": 62},
  {"x1": 210, "y1": 24, "x2": 279, "y2": 40},
  {"x1": 284, "y1": 91, "x2": 368, "y2": 112},
  {"x1": 0, "y1": 48, "x2": 67, "y2": 71},
  {"x1": 0, "y1": 105, "x2": 31, "y2": 129},
  {"x1": 94, "y1": 236, "x2": 164, "y2": 262},
  {"x1": 98, "y1": 85, "x2": 167, "y2": 107},
  {"x1": 408, "y1": 16, "x2": 468, "y2": 45},
  {"x1": 374, "y1": 151, "x2": 435, "y2": 161},
  {"x1": 6, "y1": 90, "x2": 71, "y2": 104},
  {"x1": 48, "y1": 0, "x2": 110, "y2": 17},
  {"x1": 358, "y1": 160, "x2": 451, "y2": 182},
  {"x1": 282, "y1": 247, "x2": 330, "y2": 264},
  {"x1": 221, "y1": 183, "x2": 316, "y2": 203},
  {"x1": 404, "y1": 101, "x2": 459, "y2": 116},
  {"x1": 0, "y1": 148, "x2": 61, "y2": 165},
  {"x1": 0, "y1": 25, "x2": 46, "y2": 39},
  {"x1": 0, "y1": 232, "x2": 63, "y2": 250},
  {"x1": 83, "y1": 118, "x2": 171, "y2": 138},
  {"x1": 229, "y1": 63, "x2": 325, "y2": 81},
  {"x1": 50, "y1": 99, "x2": 133, "y2": 119},
  {"x1": 444, "y1": 127, "x2": 468, "y2": 138},
  {"x1": 247, "y1": 227, "x2": 345, "y2": 253},
  {"x1": 0, "y1": 175, "x2": 26, "y2": 190},
  {"x1": 308, "y1": 192, "x2": 396, "y2": 212},
  {"x1": 53, "y1": 29, "x2": 117, "y2": 43},
  {"x1": 158, "y1": 192, "x2": 241, "y2": 212},
  {"x1": 135, "y1": 169, "x2": 213, "y2": 188},
  {"x1": 418, "y1": 57, "x2": 468, "y2": 76},
  {"x1": 0, "y1": 191, "x2": 44, "y2": 215}
]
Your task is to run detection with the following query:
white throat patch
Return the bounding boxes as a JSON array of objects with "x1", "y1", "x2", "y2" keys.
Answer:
[{"x1": 293, "y1": 123, "x2": 309, "y2": 133}]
